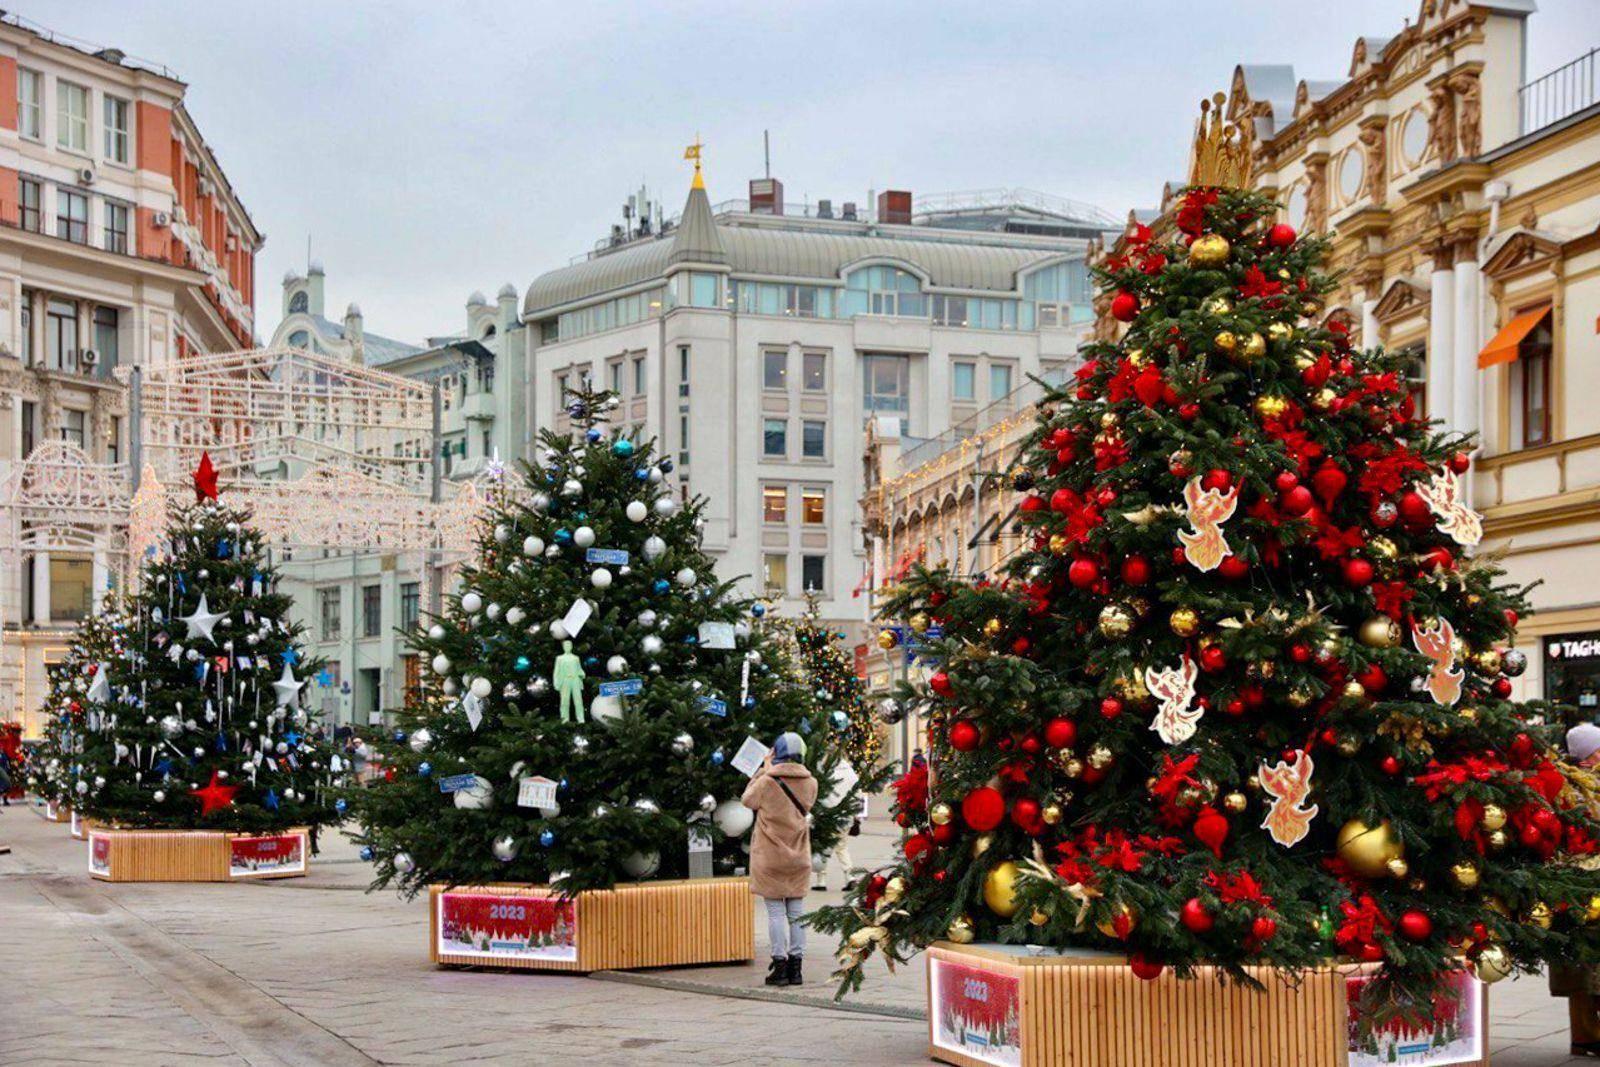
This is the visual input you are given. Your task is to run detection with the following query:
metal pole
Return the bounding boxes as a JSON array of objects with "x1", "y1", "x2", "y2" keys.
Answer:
[
  {"x1": 426, "y1": 380, "x2": 443, "y2": 618},
  {"x1": 128, "y1": 364, "x2": 143, "y2": 491}
]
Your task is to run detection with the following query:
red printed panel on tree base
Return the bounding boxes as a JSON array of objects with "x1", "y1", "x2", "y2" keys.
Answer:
[
  {"x1": 925, "y1": 942, "x2": 1490, "y2": 1067},
  {"x1": 428, "y1": 878, "x2": 753, "y2": 973},
  {"x1": 86, "y1": 827, "x2": 311, "y2": 882}
]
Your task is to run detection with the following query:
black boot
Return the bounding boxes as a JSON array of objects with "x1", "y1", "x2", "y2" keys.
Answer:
[
  {"x1": 764, "y1": 957, "x2": 788, "y2": 986},
  {"x1": 786, "y1": 954, "x2": 803, "y2": 986}
]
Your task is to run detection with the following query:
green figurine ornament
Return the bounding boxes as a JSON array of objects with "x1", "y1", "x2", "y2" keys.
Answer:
[{"x1": 553, "y1": 639, "x2": 586, "y2": 724}]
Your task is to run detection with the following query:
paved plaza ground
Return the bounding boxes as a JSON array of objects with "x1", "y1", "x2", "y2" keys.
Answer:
[{"x1": 1, "y1": 805, "x2": 1597, "y2": 1066}]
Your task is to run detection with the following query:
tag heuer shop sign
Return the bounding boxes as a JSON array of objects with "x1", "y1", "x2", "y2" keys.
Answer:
[{"x1": 1546, "y1": 634, "x2": 1600, "y2": 711}]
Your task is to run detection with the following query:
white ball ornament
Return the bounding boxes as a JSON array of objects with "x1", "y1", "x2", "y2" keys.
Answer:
[
  {"x1": 606, "y1": 655, "x2": 628, "y2": 676},
  {"x1": 153, "y1": 790, "x2": 166, "y2": 803},
  {"x1": 621, "y1": 851, "x2": 660, "y2": 879},
  {"x1": 671, "y1": 732, "x2": 694, "y2": 756},
  {"x1": 643, "y1": 536, "x2": 667, "y2": 561},
  {"x1": 469, "y1": 676, "x2": 493, "y2": 699},
  {"x1": 713, "y1": 799, "x2": 756, "y2": 838},
  {"x1": 505, "y1": 606, "x2": 526, "y2": 626},
  {"x1": 75, "y1": 780, "x2": 89, "y2": 795},
  {"x1": 654, "y1": 496, "x2": 678, "y2": 517},
  {"x1": 544, "y1": 544, "x2": 562, "y2": 559},
  {"x1": 492, "y1": 836, "x2": 520, "y2": 862},
  {"x1": 641, "y1": 635, "x2": 663, "y2": 656},
  {"x1": 392, "y1": 851, "x2": 416, "y2": 874},
  {"x1": 460, "y1": 592, "x2": 483, "y2": 614},
  {"x1": 432, "y1": 654, "x2": 452, "y2": 676},
  {"x1": 494, "y1": 524, "x2": 509, "y2": 544},
  {"x1": 523, "y1": 535, "x2": 545, "y2": 557},
  {"x1": 675, "y1": 568, "x2": 697, "y2": 587},
  {"x1": 637, "y1": 609, "x2": 658, "y2": 628},
  {"x1": 408, "y1": 728, "x2": 433, "y2": 753},
  {"x1": 648, "y1": 467, "x2": 664, "y2": 484},
  {"x1": 530, "y1": 491, "x2": 550, "y2": 512},
  {"x1": 486, "y1": 602, "x2": 502, "y2": 620},
  {"x1": 591, "y1": 568, "x2": 613, "y2": 590},
  {"x1": 550, "y1": 621, "x2": 570, "y2": 641},
  {"x1": 442, "y1": 678, "x2": 459, "y2": 696},
  {"x1": 573, "y1": 526, "x2": 596, "y2": 548},
  {"x1": 561, "y1": 479, "x2": 582, "y2": 497},
  {"x1": 626, "y1": 501, "x2": 648, "y2": 523},
  {"x1": 453, "y1": 776, "x2": 494, "y2": 810}
]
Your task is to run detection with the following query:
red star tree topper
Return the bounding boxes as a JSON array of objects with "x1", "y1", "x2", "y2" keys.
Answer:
[{"x1": 193, "y1": 451, "x2": 219, "y2": 503}]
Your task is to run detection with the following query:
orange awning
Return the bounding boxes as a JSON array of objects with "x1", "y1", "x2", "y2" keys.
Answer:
[{"x1": 1478, "y1": 304, "x2": 1550, "y2": 368}]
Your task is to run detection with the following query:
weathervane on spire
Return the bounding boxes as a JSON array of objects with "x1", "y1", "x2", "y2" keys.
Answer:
[{"x1": 684, "y1": 134, "x2": 705, "y2": 190}]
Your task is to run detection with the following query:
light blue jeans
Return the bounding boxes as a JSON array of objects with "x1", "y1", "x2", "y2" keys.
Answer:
[{"x1": 765, "y1": 897, "x2": 805, "y2": 958}]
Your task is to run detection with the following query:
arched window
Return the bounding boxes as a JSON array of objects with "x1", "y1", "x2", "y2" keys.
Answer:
[
  {"x1": 1024, "y1": 260, "x2": 1091, "y2": 327},
  {"x1": 289, "y1": 290, "x2": 308, "y2": 314},
  {"x1": 481, "y1": 324, "x2": 497, "y2": 339},
  {"x1": 842, "y1": 266, "x2": 925, "y2": 317},
  {"x1": 288, "y1": 330, "x2": 310, "y2": 350}
]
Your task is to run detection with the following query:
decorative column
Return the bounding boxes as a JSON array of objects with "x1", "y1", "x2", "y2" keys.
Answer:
[
  {"x1": 1427, "y1": 239, "x2": 1457, "y2": 431},
  {"x1": 1358, "y1": 271, "x2": 1381, "y2": 350},
  {"x1": 31, "y1": 550, "x2": 51, "y2": 624},
  {"x1": 1452, "y1": 238, "x2": 1482, "y2": 445},
  {"x1": 92, "y1": 552, "x2": 109, "y2": 608}
]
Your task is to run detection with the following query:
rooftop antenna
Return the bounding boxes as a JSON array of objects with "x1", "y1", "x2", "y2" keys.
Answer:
[{"x1": 764, "y1": 129, "x2": 770, "y2": 179}]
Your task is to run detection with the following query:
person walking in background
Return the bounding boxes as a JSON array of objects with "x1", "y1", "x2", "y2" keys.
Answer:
[
  {"x1": 743, "y1": 732, "x2": 817, "y2": 987},
  {"x1": 0, "y1": 750, "x2": 11, "y2": 808},
  {"x1": 1553, "y1": 722, "x2": 1600, "y2": 1058}
]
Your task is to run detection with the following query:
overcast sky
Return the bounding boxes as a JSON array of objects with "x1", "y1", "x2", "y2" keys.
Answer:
[{"x1": 26, "y1": 1, "x2": 1600, "y2": 345}]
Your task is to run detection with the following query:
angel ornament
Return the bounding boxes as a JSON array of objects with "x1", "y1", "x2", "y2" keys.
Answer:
[
  {"x1": 1412, "y1": 616, "x2": 1464, "y2": 706},
  {"x1": 1177, "y1": 476, "x2": 1239, "y2": 572},
  {"x1": 1415, "y1": 467, "x2": 1482, "y2": 546},
  {"x1": 1145, "y1": 654, "x2": 1202, "y2": 745},
  {"x1": 1258, "y1": 750, "x2": 1318, "y2": 847}
]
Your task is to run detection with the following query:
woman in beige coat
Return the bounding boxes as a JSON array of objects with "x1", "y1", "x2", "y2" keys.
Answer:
[{"x1": 742, "y1": 731, "x2": 817, "y2": 987}]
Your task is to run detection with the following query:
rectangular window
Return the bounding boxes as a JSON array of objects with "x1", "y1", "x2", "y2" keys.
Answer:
[
  {"x1": 678, "y1": 345, "x2": 690, "y2": 397},
  {"x1": 633, "y1": 356, "x2": 646, "y2": 394},
  {"x1": 952, "y1": 362, "x2": 976, "y2": 402},
  {"x1": 802, "y1": 420, "x2": 825, "y2": 459},
  {"x1": 763, "y1": 418, "x2": 787, "y2": 457},
  {"x1": 679, "y1": 413, "x2": 690, "y2": 466},
  {"x1": 801, "y1": 554, "x2": 826, "y2": 593},
  {"x1": 319, "y1": 588, "x2": 341, "y2": 640},
  {"x1": 763, "y1": 553, "x2": 788, "y2": 598},
  {"x1": 20, "y1": 401, "x2": 35, "y2": 457},
  {"x1": 17, "y1": 68, "x2": 41, "y2": 140},
  {"x1": 106, "y1": 415, "x2": 121, "y2": 465},
  {"x1": 990, "y1": 363, "x2": 1013, "y2": 400},
  {"x1": 104, "y1": 96, "x2": 130, "y2": 163},
  {"x1": 555, "y1": 372, "x2": 568, "y2": 404},
  {"x1": 362, "y1": 585, "x2": 382, "y2": 638},
  {"x1": 57, "y1": 189, "x2": 89, "y2": 243},
  {"x1": 762, "y1": 486, "x2": 787, "y2": 523},
  {"x1": 862, "y1": 353, "x2": 911, "y2": 431},
  {"x1": 689, "y1": 272, "x2": 718, "y2": 308},
  {"x1": 46, "y1": 299, "x2": 78, "y2": 372},
  {"x1": 49, "y1": 557, "x2": 93, "y2": 622},
  {"x1": 1400, "y1": 344, "x2": 1427, "y2": 418},
  {"x1": 400, "y1": 582, "x2": 420, "y2": 633},
  {"x1": 1520, "y1": 317, "x2": 1554, "y2": 448},
  {"x1": 19, "y1": 299, "x2": 30, "y2": 364},
  {"x1": 19, "y1": 177, "x2": 40, "y2": 233},
  {"x1": 763, "y1": 350, "x2": 787, "y2": 390},
  {"x1": 608, "y1": 360, "x2": 623, "y2": 394},
  {"x1": 803, "y1": 352, "x2": 826, "y2": 391},
  {"x1": 801, "y1": 489, "x2": 825, "y2": 525},
  {"x1": 103, "y1": 202, "x2": 129, "y2": 253},
  {"x1": 93, "y1": 306, "x2": 119, "y2": 374},
  {"x1": 57, "y1": 81, "x2": 89, "y2": 152},
  {"x1": 59, "y1": 408, "x2": 85, "y2": 447}
]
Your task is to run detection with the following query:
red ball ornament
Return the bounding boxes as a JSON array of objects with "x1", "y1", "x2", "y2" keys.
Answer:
[
  {"x1": 1251, "y1": 916, "x2": 1278, "y2": 942},
  {"x1": 1044, "y1": 718, "x2": 1078, "y2": 749},
  {"x1": 1274, "y1": 470, "x2": 1300, "y2": 492},
  {"x1": 869, "y1": 873, "x2": 888, "y2": 895},
  {"x1": 1218, "y1": 555, "x2": 1250, "y2": 581},
  {"x1": 1180, "y1": 897, "x2": 1214, "y2": 933},
  {"x1": 1111, "y1": 290, "x2": 1140, "y2": 322},
  {"x1": 1289, "y1": 642, "x2": 1311, "y2": 664},
  {"x1": 1448, "y1": 451, "x2": 1472, "y2": 475},
  {"x1": 1280, "y1": 485, "x2": 1314, "y2": 517},
  {"x1": 1504, "y1": 608, "x2": 1520, "y2": 628},
  {"x1": 1493, "y1": 677, "x2": 1513, "y2": 698},
  {"x1": 1199, "y1": 645, "x2": 1227, "y2": 673},
  {"x1": 1012, "y1": 637, "x2": 1032, "y2": 656},
  {"x1": 1050, "y1": 488, "x2": 1076, "y2": 513},
  {"x1": 1099, "y1": 697, "x2": 1124, "y2": 720},
  {"x1": 1019, "y1": 736, "x2": 1042, "y2": 756},
  {"x1": 931, "y1": 822, "x2": 957, "y2": 845},
  {"x1": 1193, "y1": 806, "x2": 1230, "y2": 858},
  {"x1": 1202, "y1": 469, "x2": 1232, "y2": 492},
  {"x1": 1267, "y1": 223, "x2": 1297, "y2": 249},
  {"x1": 1020, "y1": 495, "x2": 1046, "y2": 514},
  {"x1": 933, "y1": 869, "x2": 948, "y2": 883},
  {"x1": 903, "y1": 832, "x2": 933, "y2": 864},
  {"x1": 1378, "y1": 755, "x2": 1402, "y2": 776},
  {"x1": 1422, "y1": 546, "x2": 1455, "y2": 573},
  {"x1": 1357, "y1": 664, "x2": 1387, "y2": 693},
  {"x1": 1129, "y1": 954, "x2": 1165, "y2": 981},
  {"x1": 1398, "y1": 910, "x2": 1433, "y2": 942},
  {"x1": 1120, "y1": 555, "x2": 1151, "y2": 586},
  {"x1": 1171, "y1": 547, "x2": 1188, "y2": 567},
  {"x1": 949, "y1": 720, "x2": 981, "y2": 752},
  {"x1": 929, "y1": 671, "x2": 954, "y2": 696},
  {"x1": 1068, "y1": 558, "x2": 1100, "y2": 589},
  {"x1": 1223, "y1": 698, "x2": 1246, "y2": 717},
  {"x1": 1342, "y1": 558, "x2": 1374, "y2": 588},
  {"x1": 961, "y1": 787, "x2": 1006, "y2": 832},
  {"x1": 1178, "y1": 402, "x2": 1200, "y2": 421},
  {"x1": 1358, "y1": 942, "x2": 1386, "y2": 963},
  {"x1": 1399, "y1": 490, "x2": 1431, "y2": 526},
  {"x1": 1010, "y1": 797, "x2": 1041, "y2": 830}
]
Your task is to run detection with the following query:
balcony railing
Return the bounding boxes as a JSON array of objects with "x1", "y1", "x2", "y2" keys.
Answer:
[
  {"x1": 1519, "y1": 47, "x2": 1599, "y2": 137},
  {"x1": 899, "y1": 375, "x2": 1056, "y2": 471}
]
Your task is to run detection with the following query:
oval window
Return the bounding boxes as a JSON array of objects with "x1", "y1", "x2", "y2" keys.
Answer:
[
  {"x1": 1338, "y1": 148, "x2": 1364, "y2": 202},
  {"x1": 1402, "y1": 108, "x2": 1429, "y2": 166},
  {"x1": 1286, "y1": 183, "x2": 1308, "y2": 227}
]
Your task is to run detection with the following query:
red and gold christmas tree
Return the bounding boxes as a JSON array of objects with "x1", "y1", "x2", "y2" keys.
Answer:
[{"x1": 812, "y1": 98, "x2": 1600, "y2": 1011}]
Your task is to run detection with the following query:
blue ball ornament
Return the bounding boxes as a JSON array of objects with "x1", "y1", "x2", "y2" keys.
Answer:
[
  {"x1": 514, "y1": 655, "x2": 531, "y2": 673},
  {"x1": 335, "y1": 798, "x2": 348, "y2": 814},
  {"x1": 710, "y1": 748, "x2": 726, "y2": 767},
  {"x1": 539, "y1": 830, "x2": 556, "y2": 848},
  {"x1": 613, "y1": 438, "x2": 635, "y2": 457},
  {"x1": 660, "y1": 459, "x2": 674, "y2": 473},
  {"x1": 567, "y1": 402, "x2": 585, "y2": 418},
  {"x1": 418, "y1": 761, "x2": 432, "y2": 777},
  {"x1": 360, "y1": 846, "x2": 375, "y2": 862},
  {"x1": 394, "y1": 730, "x2": 407, "y2": 743},
  {"x1": 557, "y1": 777, "x2": 569, "y2": 793},
  {"x1": 830, "y1": 710, "x2": 850, "y2": 731},
  {"x1": 744, "y1": 696, "x2": 757, "y2": 709},
  {"x1": 634, "y1": 468, "x2": 649, "y2": 481},
  {"x1": 751, "y1": 604, "x2": 766, "y2": 618},
  {"x1": 586, "y1": 428, "x2": 602, "y2": 443},
  {"x1": 653, "y1": 579, "x2": 670, "y2": 595},
  {"x1": 553, "y1": 528, "x2": 573, "y2": 544}
]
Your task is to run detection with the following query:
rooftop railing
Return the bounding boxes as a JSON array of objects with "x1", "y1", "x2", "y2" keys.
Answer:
[{"x1": 1519, "y1": 47, "x2": 1599, "y2": 137}]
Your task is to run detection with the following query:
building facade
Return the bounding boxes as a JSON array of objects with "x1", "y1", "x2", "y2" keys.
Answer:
[
  {"x1": 263, "y1": 270, "x2": 530, "y2": 726},
  {"x1": 0, "y1": 14, "x2": 259, "y2": 735},
  {"x1": 521, "y1": 170, "x2": 1113, "y2": 643},
  {"x1": 1221, "y1": 0, "x2": 1600, "y2": 712}
]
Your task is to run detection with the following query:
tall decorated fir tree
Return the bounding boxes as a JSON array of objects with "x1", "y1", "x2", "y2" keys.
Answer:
[
  {"x1": 74, "y1": 456, "x2": 339, "y2": 833},
  {"x1": 788, "y1": 589, "x2": 883, "y2": 770},
  {"x1": 813, "y1": 101, "x2": 1600, "y2": 1011},
  {"x1": 29, "y1": 598, "x2": 132, "y2": 813},
  {"x1": 353, "y1": 389, "x2": 865, "y2": 895}
]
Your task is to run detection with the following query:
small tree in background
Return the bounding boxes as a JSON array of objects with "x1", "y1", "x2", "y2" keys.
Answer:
[{"x1": 29, "y1": 599, "x2": 132, "y2": 812}]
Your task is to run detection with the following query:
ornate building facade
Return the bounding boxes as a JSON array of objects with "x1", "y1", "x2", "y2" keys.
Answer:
[{"x1": 0, "y1": 13, "x2": 260, "y2": 733}]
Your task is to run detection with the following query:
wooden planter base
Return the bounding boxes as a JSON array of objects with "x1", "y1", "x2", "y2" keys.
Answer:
[
  {"x1": 429, "y1": 877, "x2": 754, "y2": 973},
  {"x1": 88, "y1": 827, "x2": 310, "y2": 883},
  {"x1": 926, "y1": 942, "x2": 1489, "y2": 1067},
  {"x1": 38, "y1": 801, "x2": 70, "y2": 824}
]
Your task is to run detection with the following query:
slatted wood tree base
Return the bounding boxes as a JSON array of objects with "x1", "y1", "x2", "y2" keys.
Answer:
[
  {"x1": 87, "y1": 827, "x2": 310, "y2": 882},
  {"x1": 926, "y1": 942, "x2": 1489, "y2": 1067},
  {"x1": 429, "y1": 877, "x2": 753, "y2": 973},
  {"x1": 39, "y1": 801, "x2": 70, "y2": 823}
]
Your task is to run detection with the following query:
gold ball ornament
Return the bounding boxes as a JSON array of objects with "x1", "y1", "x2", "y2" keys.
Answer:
[
  {"x1": 1335, "y1": 818, "x2": 1404, "y2": 878},
  {"x1": 1099, "y1": 411, "x2": 1120, "y2": 430},
  {"x1": 1450, "y1": 860, "x2": 1481, "y2": 890},
  {"x1": 1169, "y1": 607, "x2": 1201, "y2": 637},
  {"x1": 1254, "y1": 395, "x2": 1290, "y2": 421},
  {"x1": 1062, "y1": 758, "x2": 1085, "y2": 779},
  {"x1": 1087, "y1": 744, "x2": 1114, "y2": 770},
  {"x1": 1095, "y1": 902, "x2": 1139, "y2": 940},
  {"x1": 930, "y1": 802, "x2": 954, "y2": 826},
  {"x1": 1223, "y1": 791, "x2": 1248, "y2": 814},
  {"x1": 881, "y1": 877, "x2": 907, "y2": 904},
  {"x1": 1385, "y1": 856, "x2": 1410, "y2": 880},
  {"x1": 1529, "y1": 902, "x2": 1553, "y2": 930},
  {"x1": 1486, "y1": 829, "x2": 1508, "y2": 852},
  {"x1": 1472, "y1": 649, "x2": 1504, "y2": 676},
  {"x1": 1029, "y1": 908, "x2": 1050, "y2": 927},
  {"x1": 1359, "y1": 616, "x2": 1402, "y2": 648},
  {"x1": 910, "y1": 613, "x2": 930, "y2": 635},
  {"x1": 1584, "y1": 895, "x2": 1600, "y2": 924},
  {"x1": 877, "y1": 629, "x2": 900, "y2": 651},
  {"x1": 1458, "y1": 706, "x2": 1479, "y2": 725},
  {"x1": 1188, "y1": 233, "x2": 1232, "y2": 268},
  {"x1": 1482, "y1": 804, "x2": 1507, "y2": 831},
  {"x1": 947, "y1": 914, "x2": 977, "y2": 944},
  {"x1": 1474, "y1": 944, "x2": 1514, "y2": 984},
  {"x1": 1201, "y1": 295, "x2": 1233, "y2": 317},
  {"x1": 1098, "y1": 604, "x2": 1134, "y2": 639},
  {"x1": 1312, "y1": 387, "x2": 1338, "y2": 411},
  {"x1": 1214, "y1": 330, "x2": 1238, "y2": 353},
  {"x1": 1267, "y1": 321, "x2": 1294, "y2": 344},
  {"x1": 1237, "y1": 332, "x2": 1267, "y2": 362},
  {"x1": 1342, "y1": 680, "x2": 1368, "y2": 703},
  {"x1": 1048, "y1": 533, "x2": 1069, "y2": 555},
  {"x1": 1041, "y1": 802, "x2": 1064, "y2": 826},
  {"x1": 983, "y1": 617, "x2": 1003, "y2": 639},
  {"x1": 983, "y1": 861, "x2": 1023, "y2": 919},
  {"x1": 1369, "y1": 536, "x2": 1398, "y2": 560}
]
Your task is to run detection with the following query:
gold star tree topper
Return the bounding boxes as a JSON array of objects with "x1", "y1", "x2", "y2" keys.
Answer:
[{"x1": 1188, "y1": 92, "x2": 1253, "y2": 189}]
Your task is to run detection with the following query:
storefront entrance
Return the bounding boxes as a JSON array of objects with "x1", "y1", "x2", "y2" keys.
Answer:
[{"x1": 1544, "y1": 633, "x2": 1600, "y2": 723}]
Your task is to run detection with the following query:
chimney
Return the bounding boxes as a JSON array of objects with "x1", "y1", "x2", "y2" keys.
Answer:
[
  {"x1": 817, "y1": 199, "x2": 833, "y2": 220},
  {"x1": 749, "y1": 177, "x2": 784, "y2": 215},
  {"x1": 841, "y1": 202, "x2": 858, "y2": 221},
  {"x1": 877, "y1": 190, "x2": 912, "y2": 226}
]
